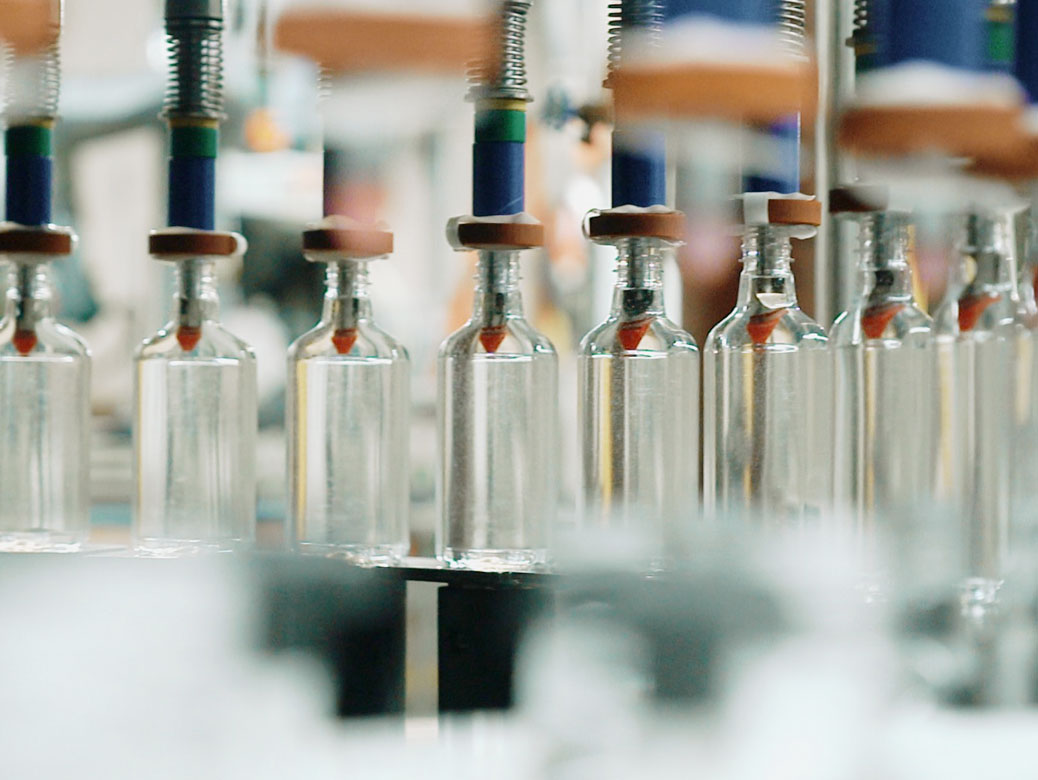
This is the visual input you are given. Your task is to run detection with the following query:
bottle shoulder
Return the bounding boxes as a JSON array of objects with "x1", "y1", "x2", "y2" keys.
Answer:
[
  {"x1": 830, "y1": 301, "x2": 933, "y2": 345},
  {"x1": 288, "y1": 319, "x2": 408, "y2": 362},
  {"x1": 440, "y1": 316, "x2": 556, "y2": 359},
  {"x1": 137, "y1": 319, "x2": 256, "y2": 361},
  {"x1": 0, "y1": 317, "x2": 90, "y2": 359},
  {"x1": 706, "y1": 305, "x2": 827, "y2": 351},
  {"x1": 580, "y1": 314, "x2": 699, "y2": 356}
]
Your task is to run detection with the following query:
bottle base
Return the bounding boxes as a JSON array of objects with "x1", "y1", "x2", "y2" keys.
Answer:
[
  {"x1": 442, "y1": 547, "x2": 549, "y2": 573},
  {"x1": 0, "y1": 530, "x2": 85, "y2": 553},
  {"x1": 134, "y1": 538, "x2": 249, "y2": 558},
  {"x1": 297, "y1": 542, "x2": 406, "y2": 567}
]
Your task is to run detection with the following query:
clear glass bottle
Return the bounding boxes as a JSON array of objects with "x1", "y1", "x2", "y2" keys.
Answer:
[
  {"x1": 831, "y1": 211, "x2": 937, "y2": 540},
  {"x1": 438, "y1": 249, "x2": 558, "y2": 570},
  {"x1": 945, "y1": 213, "x2": 1018, "y2": 605},
  {"x1": 0, "y1": 260, "x2": 90, "y2": 550},
  {"x1": 134, "y1": 257, "x2": 257, "y2": 555},
  {"x1": 578, "y1": 236, "x2": 699, "y2": 565},
  {"x1": 703, "y1": 224, "x2": 831, "y2": 525},
  {"x1": 287, "y1": 258, "x2": 409, "y2": 563}
]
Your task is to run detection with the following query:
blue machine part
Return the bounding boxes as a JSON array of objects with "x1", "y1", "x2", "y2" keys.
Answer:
[
  {"x1": 168, "y1": 156, "x2": 216, "y2": 231},
  {"x1": 473, "y1": 140, "x2": 525, "y2": 217},
  {"x1": 612, "y1": 128, "x2": 667, "y2": 207}
]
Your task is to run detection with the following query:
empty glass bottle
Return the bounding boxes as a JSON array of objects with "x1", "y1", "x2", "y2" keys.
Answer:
[
  {"x1": 287, "y1": 252, "x2": 409, "y2": 563},
  {"x1": 831, "y1": 210, "x2": 937, "y2": 543},
  {"x1": 941, "y1": 212, "x2": 1018, "y2": 606},
  {"x1": 134, "y1": 255, "x2": 257, "y2": 555},
  {"x1": 703, "y1": 217, "x2": 830, "y2": 526},
  {"x1": 0, "y1": 257, "x2": 90, "y2": 550},
  {"x1": 438, "y1": 249, "x2": 557, "y2": 570},
  {"x1": 578, "y1": 233, "x2": 698, "y2": 565}
]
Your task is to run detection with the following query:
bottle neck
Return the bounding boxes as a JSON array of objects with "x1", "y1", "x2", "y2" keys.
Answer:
[
  {"x1": 173, "y1": 258, "x2": 219, "y2": 329},
  {"x1": 965, "y1": 213, "x2": 1017, "y2": 292},
  {"x1": 737, "y1": 226, "x2": 798, "y2": 309},
  {"x1": 609, "y1": 237, "x2": 666, "y2": 320},
  {"x1": 857, "y1": 211, "x2": 915, "y2": 303},
  {"x1": 321, "y1": 260, "x2": 372, "y2": 330},
  {"x1": 12, "y1": 262, "x2": 53, "y2": 329},
  {"x1": 472, "y1": 250, "x2": 524, "y2": 325}
]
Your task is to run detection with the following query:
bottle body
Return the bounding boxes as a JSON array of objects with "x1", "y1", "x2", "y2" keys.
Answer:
[
  {"x1": 577, "y1": 241, "x2": 699, "y2": 565},
  {"x1": 945, "y1": 215, "x2": 1018, "y2": 599},
  {"x1": 703, "y1": 228, "x2": 831, "y2": 526},
  {"x1": 287, "y1": 262, "x2": 409, "y2": 563},
  {"x1": 438, "y1": 250, "x2": 558, "y2": 570},
  {"x1": 134, "y1": 261, "x2": 257, "y2": 555},
  {"x1": 831, "y1": 213, "x2": 938, "y2": 545},
  {"x1": 0, "y1": 264, "x2": 90, "y2": 550}
]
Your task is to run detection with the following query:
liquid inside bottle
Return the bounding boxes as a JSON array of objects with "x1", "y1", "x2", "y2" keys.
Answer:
[
  {"x1": 0, "y1": 262, "x2": 90, "y2": 551},
  {"x1": 134, "y1": 258, "x2": 257, "y2": 555},
  {"x1": 438, "y1": 250, "x2": 557, "y2": 570},
  {"x1": 703, "y1": 225, "x2": 831, "y2": 526},
  {"x1": 831, "y1": 211, "x2": 937, "y2": 552},
  {"x1": 578, "y1": 237, "x2": 699, "y2": 566},
  {"x1": 287, "y1": 260, "x2": 409, "y2": 564}
]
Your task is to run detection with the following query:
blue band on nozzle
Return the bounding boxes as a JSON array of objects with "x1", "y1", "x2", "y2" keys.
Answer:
[
  {"x1": 612, "y1": 130, "x2": 666, "y2": 207},
  {"x1": 6, "y1": 155, "x2": 52, "y2": 226},
  {"x1": 168, "y1": 156, "x2": 215, "y2": 230},
  {"x1": 663, "y1": 0, "x2": 773, "y2": 23},
  {"x1": 1015, "y1": 0, "x2": 1038, "y2": 101},
  {"x1": 473, "y1": 141, "x2": 524, "y2": 216},
  {"x1": 885, "y1": 0, "x2": 989, "y2": 71}
]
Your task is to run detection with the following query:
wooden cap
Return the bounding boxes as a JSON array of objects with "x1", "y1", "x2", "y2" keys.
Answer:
[
  {"x1": 149, "y1": 231, "x2": 239, "y2": 257},
  {"x1": 302, "y1": 226, "x2": 393, "y2": 258},
  {"x1": 587, "y1": 210, "x2": 685, "y2": 242},
  {"x1": 967, "y1": 124, "x2": 1038, "y2": 180},
  {"x1": 838, "y1": 104, "x2": 1024, "y2": 158},
  {"x1": 274, "y1": 10, "x2": 492, "y2": 75},
  {"x1": 829, "y1": 184, "x2": 889, "y2": 213},
  {"x1": 766, "y1": 197, "x2": 822, "y2": 226},
  {"x1": 0, "y1": 0, "x2": 60, "y2": 55},
  {"x1": 456, "y1": 221, "x2": 544, "y2": 250},
  {"x1": 612, "y1": 61, "x2": 817, "y2": 124},
  {"x1": 0, "y1": 225, "x2": 73, "y2": 255}
]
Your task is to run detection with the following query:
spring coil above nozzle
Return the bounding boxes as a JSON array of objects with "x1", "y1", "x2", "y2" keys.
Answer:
[
  {"x1": 606, "y1": 0, "x2": 662, "y2": 85},
  {"x1": 163, "y1": 1, "x2": 224, "y2": 121},
  {"x1": 776, "y1": 0, "x2": 808, "y2": 61},
  {"x1": 4, "y1": 34, "x2": 61, "y2": 123},
  {"x1": 467, "y1": 0, "x2": 532, "y2": 102}
]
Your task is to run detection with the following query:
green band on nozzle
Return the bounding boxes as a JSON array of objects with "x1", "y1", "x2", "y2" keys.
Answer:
[
  {"x1": 170, "y1": 125, "x2": 219, "y2": 158},
  {"x1": 475, "y1": 109, "x2": 526, "y2": 143},
  {"x1": 5, "y1": 125, "x2": 53, "y2": 157}
]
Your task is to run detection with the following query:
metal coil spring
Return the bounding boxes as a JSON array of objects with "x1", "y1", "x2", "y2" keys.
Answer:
[
  {"x1": 776, "y1": 0, "x2": 808, "y2": 60},
  {"x1": 468, "y1": 0, "x2": 531, "y2": 101},
  {"x1": 163, "y1": 19, "x2": 224, "y2": 119},
  {"x1": 606, "y1": 0, "x2": 662, "y2": 80},
  {"x1": 5, "y1": 37, "x2": 61, "y2": 122}
]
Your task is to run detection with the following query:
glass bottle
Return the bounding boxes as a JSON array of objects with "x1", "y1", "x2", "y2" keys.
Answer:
[
  {"x1": 438, "y1": 249, "x2": 558, "y2": 570},
  {"x1": 0, "y1": 259, "x2": 90, "y2": 550},
  {"x1": 134, "y1": 257, "x2": 257, "y2": 555},
  {"x1": 578, "y1": 236, "x2": 699, "y2": 566},
  {"x1": 944, "y1": 213, "x2": 1017, "y2": 606},
  {"x1": 703, "y1": 223, "x2": 831, "y2": 525},
  {"x1": 287, "y1": 257, "x2": 409, "y2": 563},
  {"x1": 831, "y1": 211, "x2": 937, "y2": 543}
]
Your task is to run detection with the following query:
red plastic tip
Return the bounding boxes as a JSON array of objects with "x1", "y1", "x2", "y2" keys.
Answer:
[
  {"x1": 479, "y1": 324, "x2": 508, "y2": 354},
  {"x1": 617, "y1": 319, "x2": 652, "y2": 351},
  {"x1": 861, "y1": 303, "x2": 906, "y2": 340},
  {"x1": 746, "y1": 309, "x2": 787, "y2": 345},
  {"x1": 957, "y1": 293, "x2": 1001, "y2": 333},
  {"x1": 176, "y1": 326, "x2": 202, "y2": 352},
  {"x1": 12, "y1": 329, "x2": 36, "y2": 355},
  {"x1": 332, "y1": 328, "x2": 358, "y2": 355}
]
